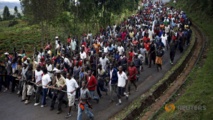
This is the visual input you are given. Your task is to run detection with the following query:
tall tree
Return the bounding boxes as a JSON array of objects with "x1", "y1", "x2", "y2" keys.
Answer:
[
  {"x1": 3, "y1": 6, "x2": 11, "y2": 20},
  {"x1": 14, "y1": 6, "x2": 18, "y2": 18}
]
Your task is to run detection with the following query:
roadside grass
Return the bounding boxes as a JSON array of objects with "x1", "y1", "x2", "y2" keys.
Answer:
[{"x1": 153, "y1": 2, "x2": 213, "y2": 120}]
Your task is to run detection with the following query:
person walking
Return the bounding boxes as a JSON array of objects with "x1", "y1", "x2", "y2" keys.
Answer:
[
  {"x1": 97, "y1": 65, "x2": 107, "y2": 98},
  {"x1": 50, "y1": 71, "x2": 66, "y2": 114},
  {"x1": 34, "y1": 65, "x2": 43, "y2": 106},
  {"x1": 127, "y1": 63, "x2": 138, "y2": 94},
  {"x1": 169, "y1": 41, "x2": 176, "y2": 64},
  {"x1": 109, "y1": 64, "x2": 118, "y2": 102},
  {"x1": 41, "y1": 68, "x2": 51, "y2": 107},
  {"x1": 87, "y1": 70, "x2": 99, "y2": 103},
  {"x1": 77, "y1": 81, "x2": 94, "y2": 120},
  {"x1": 117, "y1": 66, "x2": 129, "y2": 105},
  {"x1": 65, "y1": 73, "x2": 79, "y2": 118},
  {"x1": 155, "y1": 46, "x2": 164, "y2": 71},
  {"x1": 23, "y1": 64, "x2": 34, "y2": 104}
]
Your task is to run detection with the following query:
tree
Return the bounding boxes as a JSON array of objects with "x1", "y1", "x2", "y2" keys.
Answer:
[
  {"x1": 0, "y1": 16, "x2": 2, "y2": 21},
  {"x1": 14, "y1": 6, "x2": 18, "y2": 18},
  {"x1": 3, "y1": 6, "x2": 11, "y2": 20}
]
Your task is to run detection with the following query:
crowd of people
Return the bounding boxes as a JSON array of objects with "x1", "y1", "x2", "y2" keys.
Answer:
[{"x1": 0, "y1": 0, "x2": 192, "y2": 120}]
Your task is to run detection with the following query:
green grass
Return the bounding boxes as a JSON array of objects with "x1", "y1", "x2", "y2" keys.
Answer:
[{"x1": 154, "y1": 1, "x2": 213, "y2": 120}]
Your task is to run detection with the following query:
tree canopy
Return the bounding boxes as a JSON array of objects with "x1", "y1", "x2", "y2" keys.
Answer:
[{"x1": 3, "y1": 6, "x2": 11, "y2": 20}]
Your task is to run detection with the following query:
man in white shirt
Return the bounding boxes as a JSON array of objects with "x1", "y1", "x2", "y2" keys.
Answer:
[
  {"x1": 99, "y1": 54, "x2": 109, "y2": 70},
  {"x1": 41, "y1": 68, "x2": 51, "y2": 107},
  {"x1": 65, "y1": 73, "x2": 79, "y2": 117},
  {"x1": 117, "y1": 66, "x2": 128, "y2": 105},
  {"x1": 80, "y1": 49, "x2": 87, "y2": 60},
  {"x1": 34, "y1": 65, "x2": 43, "y2": 106},
  {"x1": 161, "y1": 33, "x2": 168, "y2": 50},
  {"x1": 117, "y1": 44, "x2": 124, "y2": 55}
]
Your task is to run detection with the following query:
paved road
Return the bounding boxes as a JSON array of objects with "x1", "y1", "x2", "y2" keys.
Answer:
[
  {"x1": 1, "y1": 0, "x2": 178, "y2": 120},
  {"x1": 0, "y1": 47, "x2": 183, "y2": 120}
]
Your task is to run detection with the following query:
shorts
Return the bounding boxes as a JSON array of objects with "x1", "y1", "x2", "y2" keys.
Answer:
[{"x1": 67, "y1": 94, "x2": 75, "y2": 107}]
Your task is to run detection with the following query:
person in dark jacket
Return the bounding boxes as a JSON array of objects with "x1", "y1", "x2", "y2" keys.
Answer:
[{"x1": 109, "y1": 64, "x2": 118, "y2": 102}]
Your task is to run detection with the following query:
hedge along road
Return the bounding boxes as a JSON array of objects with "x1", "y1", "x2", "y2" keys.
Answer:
[{"x1": 0, "y1": 0, "x2": 185, "y2": 120}]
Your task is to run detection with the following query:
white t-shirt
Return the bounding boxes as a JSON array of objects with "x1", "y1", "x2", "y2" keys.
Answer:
[
  {"x1": 117, "y1": 71, "x2": 128, "y2": 87},
  {"x1": 42, "y1": 74, "x2": 51, "y2": 88},
  {"x1": 46, "y1": 64, "x2": 53, "y2": 77},
  {"x1": 117, "y1": 46, "x2": 124, "y2": 55},
  {"x1": 64, "y1": 57, "x2": 71, "y2": 66},
  {"x1": 99, "y1": 57, "x2": 109, "y2": 70},
  {"x1": 161, "y1": 35, "x2": 167, "y2": 47},
  {"x1": 80, "y1": 52, "x2": 87, "y2": 60},
  {"x1": 66, "y1": 78, "x2": 79, "y2": 96},
  {"x1": 35, "y1": 70, "x2": 43, "y2": 83},
  {"x1": 103, "y1": 46, "x2": 108, "y2": 53}
]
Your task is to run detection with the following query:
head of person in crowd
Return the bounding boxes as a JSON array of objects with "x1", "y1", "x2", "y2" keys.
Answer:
[
  {"x1": 82, "y1": 80, "x2": 87, "y2": 89},
  {"x1": 118, "y1": 66, "x2": 123, "y2": 73},
  {"x1": 36, "y1": 65, "x2": 41, "y2": 71},
  {"x1": 66, "y1": 73, "x2": 72, "y2": 80},
  {"x1": 88, "y1": 70, "x2": 92, "y2": 77},
  {"x1": 56, "y1": 71, "x2": 61, "y2": 79}
]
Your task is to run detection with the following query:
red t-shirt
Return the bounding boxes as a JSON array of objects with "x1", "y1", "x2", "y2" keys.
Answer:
[
  {"x1": 87, "y1": 75, "x2": 97, "y2": 91},
  {"x1": 144, "y1": 42, "x2": 150, "y2": 51},
  {"x1": 128, "y1": 52, "x2": 134, "y2": 63},
  {"x1": 128, "y1": 66, "x2": 137, "y2": 80},
  {"x1": 67, "y1": 38, "x2": 71, "y2": 44}
]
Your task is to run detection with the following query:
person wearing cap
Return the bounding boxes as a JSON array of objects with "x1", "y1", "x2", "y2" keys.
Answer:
[
  {"x1": 23, "y1": 64, "x2": 34, "y2": 104},
  {"x1": 50, "y1": 70, "x2": 67, "y2": 114}
]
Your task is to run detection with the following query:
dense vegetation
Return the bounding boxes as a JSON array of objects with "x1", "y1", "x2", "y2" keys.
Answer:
[
  {"x1": 0, "y1": 0, "x2": 140, "y2": 59},
  {"x1": 155, "y1": 0, "x2": 213, "y2": 120}
]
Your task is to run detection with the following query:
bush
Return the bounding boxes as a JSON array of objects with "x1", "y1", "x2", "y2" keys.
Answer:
[{"x1": 8, "y1": 20, "x2": 18, "y2": 27}]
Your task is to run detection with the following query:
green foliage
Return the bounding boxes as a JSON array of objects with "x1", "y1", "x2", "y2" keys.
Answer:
[{"x1": 155, "y1": 0, "x2": 213, "y2": 120}]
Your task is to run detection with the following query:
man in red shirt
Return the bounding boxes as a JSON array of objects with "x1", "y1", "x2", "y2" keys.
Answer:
[
  {"x1": 128, "y1": 48, "x2": 134, "y2": 64},
  {"x1": 127, "y1": 62, "x2": 138, "y2": 94},
  {"x1": 87, "y1": 70, "x2": 99, "y2": 103}
]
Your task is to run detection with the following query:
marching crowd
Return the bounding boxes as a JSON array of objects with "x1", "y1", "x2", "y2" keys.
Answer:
[{"x1": 0, "y1": 0, "x2": 192, "y2": 120}]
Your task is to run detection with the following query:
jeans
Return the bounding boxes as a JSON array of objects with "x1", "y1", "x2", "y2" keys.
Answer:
[
  {"x1": 89, "y1": 91, "x2": 99, "y2": 101},
  {"x1": 50, "y1": 90, "x2": 66, "y2": 111},
  {"x1": 77, "y1": 103, "x2": 94, "y2": 120},
  {"x1": 42, "y1": 88, "x2": 48, "y2": 105},
  {"x1": 35, "y1": 86, "x2": 42, "y2": 103},
  {"x1": 97, "y1": 79, "x2": 107, "y2": 98},
  {"x1": 109, "y1": 84, "x2": 117, "y2": 101}
]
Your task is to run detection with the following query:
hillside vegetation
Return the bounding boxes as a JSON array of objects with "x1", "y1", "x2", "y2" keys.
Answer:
[{"x1": 155, "y1": 0, "x2": 213, "y2": 120}]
